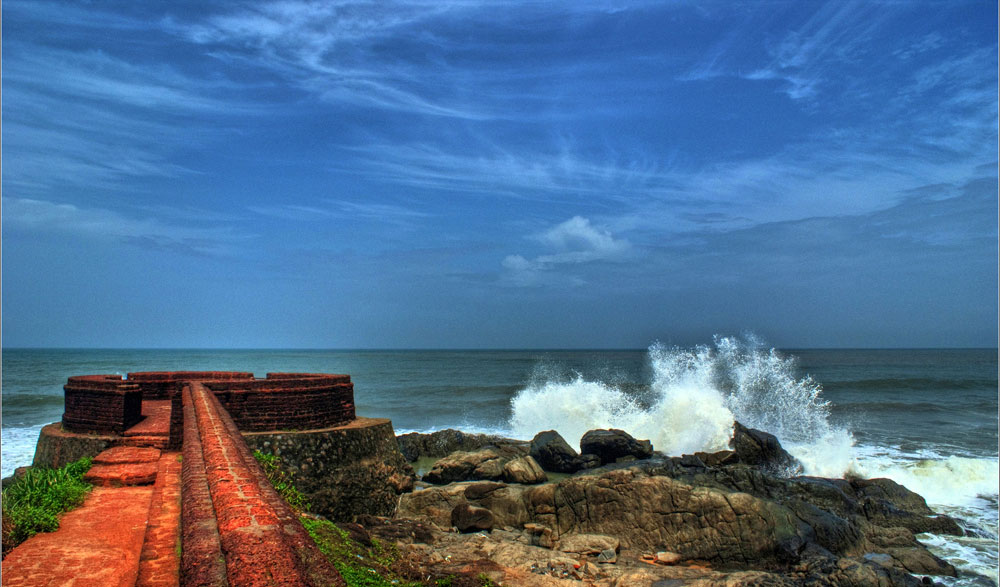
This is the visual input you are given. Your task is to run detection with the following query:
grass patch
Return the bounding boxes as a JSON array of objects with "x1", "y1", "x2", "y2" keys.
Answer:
[
  {"x1": 301, "y1": 517, "x2": 424, "y2": 587},
  {"x1": 1, "y1": 457, "x2": 93, "y2": 557},
  {"x1": 252, "y1": 450, "x2": 310, "y2": 513}
]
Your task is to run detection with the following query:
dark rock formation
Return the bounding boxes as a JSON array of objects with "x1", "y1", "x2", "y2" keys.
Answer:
[
  {"x1": 730, "y1": 421, "x2": 802, "y2": 473},
  {"x1": 398, "y1": 425, "x2": 960, "y2": 586},
  {"x1": 579, "y1": 428, "x2": 653, "y2": 465},
  {"x1": 529, "y1": 430, "x2": 580, "y2": 473},
  {"x1": 396, "y1": 429, "x2": 526, "y2": 462}
]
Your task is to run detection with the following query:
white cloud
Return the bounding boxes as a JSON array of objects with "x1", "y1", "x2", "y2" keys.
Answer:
[{"x1": 501, "y1": 216, "x2": 631, "y2": 286}]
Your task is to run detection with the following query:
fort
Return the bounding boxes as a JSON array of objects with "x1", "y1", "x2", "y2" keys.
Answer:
[{"x1": 5, "y1": 370, "x2": 414, "y2": 586}]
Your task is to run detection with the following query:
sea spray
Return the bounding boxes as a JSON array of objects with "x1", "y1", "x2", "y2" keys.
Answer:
[{"x1": 509, "y1": 335, "x2": 856, "y2": 476}]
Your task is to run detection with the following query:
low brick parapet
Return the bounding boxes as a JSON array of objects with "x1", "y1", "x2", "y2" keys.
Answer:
[
  {"x1": 63, "y1": 375, "x2": 143, "y2": 435},
  {"x1": 183, "y1": 382, "x2": 344, "y2": 586}
]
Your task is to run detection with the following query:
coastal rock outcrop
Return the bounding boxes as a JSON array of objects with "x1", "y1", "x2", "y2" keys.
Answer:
[
  {"x1": 422, "y1": 445, "x2": 541, "y2": 485},
  {"x1": 396, "y1": 424, "x2": 959, "y2": 586},
  {"x1": 729, "y1": 420, "x2": 802, "y2": 473},
  {"x1": 579, "y1": 428, "x2": 653, "y2": 465},
  {"x1": 397, "y1": 429, "x2": 526, "y2": 462},
  {"x1": 529, "y1": 430, "x2": 601, "y2": 474}
]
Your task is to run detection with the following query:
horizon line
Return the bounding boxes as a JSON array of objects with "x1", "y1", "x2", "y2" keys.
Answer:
[{"x1": 3, "y1": 346, "x2": 997, "y2": 352}]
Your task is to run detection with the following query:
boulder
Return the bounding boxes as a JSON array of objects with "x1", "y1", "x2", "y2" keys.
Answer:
[
  {"x1": 558, "y1": 533, "x2": 620, "y2": 556},
  {"x1": 729, "y1": 421, "x2": 802, "y2": 474},
  {"x1": 529, "y1": 430, "x2": 580, "y2": 473},
  {"x1": 579, "y1": 429, "x2": 653, "y2": 465},
  {"x1": 451, "y1": 503, "x2": 494, "y2": 532},
  {"x1": 397, "y1": 429, "x2": 526, "y2": 462},
  {"x1": 501, "y1": 456, "x2": 547, "y2": 484}
]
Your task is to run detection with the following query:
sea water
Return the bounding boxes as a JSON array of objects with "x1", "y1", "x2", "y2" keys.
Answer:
[{"x1": 1, "y1": 340, "x2": 996, "y2": 584}]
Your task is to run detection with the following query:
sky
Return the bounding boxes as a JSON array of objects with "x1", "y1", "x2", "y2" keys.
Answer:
[{"x1": 1, "y1": 0, "x2": 997, "y2": 349}]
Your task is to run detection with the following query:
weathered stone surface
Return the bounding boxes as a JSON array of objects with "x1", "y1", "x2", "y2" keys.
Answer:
[
  {"x1": 396, "y1": 429, "x2": 527, "y2": 462},
  {"x1": 558, "y1": 533, "x2": 620, "y2": 555},
  {"x1": 529, "y1": 430, "x2": 580, "y2": 473},
  {"x1": 451, "y1": 503, "x2": 494, "y2": 532},
  {"x1": 31, "y1": 423, "x2": 117, "y2": 469},
  {"x1": 422, "y1": 445, "x2": 528, "y2": 485},
  {"x1": 242, "y1": 417, "x2": 415, "y2": 522},
  {"x1": 502, "y1": 456, "x2": 548, "y2": 484},
  {"x1": 580, "y1": 429, "x2": 654, "y2": 465},
  {"x1": 730, "y1": 421, "x2": 801, "y2": 473}
]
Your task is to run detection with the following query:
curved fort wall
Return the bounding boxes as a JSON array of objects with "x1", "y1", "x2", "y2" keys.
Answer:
[
  {"x1": 61, "y1": 371, "x2": 356, "y2": 436},
  {"x1": 43, "y1": 369, "x2": 411, "y2": 526}
]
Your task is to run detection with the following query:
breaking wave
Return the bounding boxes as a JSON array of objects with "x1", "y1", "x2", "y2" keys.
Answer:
[{"x1": 509, "y1": 335, "x2": 855, "y2": 477}]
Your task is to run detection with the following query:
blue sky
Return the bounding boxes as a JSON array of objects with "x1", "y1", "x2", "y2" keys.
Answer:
[{"x1": 2, "y1": 0, "x2": 997, "y2": 348}]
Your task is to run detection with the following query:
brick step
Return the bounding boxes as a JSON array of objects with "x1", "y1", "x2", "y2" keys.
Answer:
[
  {"x1": 123, "y1": 435, "x2": 170, "y2": 449},
  {"x1": 93, "y1": 446, "x2": 161, "y2": 466},
  {"x1": 136, "y1": 452, "x2": 182, "y2": 587},
  {"x1": 84, "y1": 462, "x2": 159, "y2": 487}
]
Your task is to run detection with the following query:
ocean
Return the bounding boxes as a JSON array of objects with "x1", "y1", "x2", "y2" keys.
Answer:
[{"x1": 1, "y1": 339, "x2": 997, "y2": 585}]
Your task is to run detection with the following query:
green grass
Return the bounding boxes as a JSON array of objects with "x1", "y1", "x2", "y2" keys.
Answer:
[
  {"x1": 252, "y1": 450, "x2": 311, "y2": 513},
  {"x1": 1, "y1": 457, "x2": 93, "y2": 557},
  {"x1": 301, "y1": 517, "x2": 425, "y2": 587}
]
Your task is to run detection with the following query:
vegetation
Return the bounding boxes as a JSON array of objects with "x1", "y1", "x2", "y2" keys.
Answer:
[
  {"x1": 1, "y1": 457, "x2": 93, "y2": 557},
  {"x1": 301, "y1": 517, "x2": 424, "y2": 587},
  {"x1": 252, "y1": 450, "x2": 311, "y2": 512}
]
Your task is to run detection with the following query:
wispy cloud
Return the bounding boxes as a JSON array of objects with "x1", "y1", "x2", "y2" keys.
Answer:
[
  {"x1": 2, "y1": 198, "x2": 250, "y2": 257},
  {"x1": 2, "y1": 43, "x2": 251, "y2": 196},
  {"x1": 249, "y1": 199, "x2": 430, "y2": 226}
]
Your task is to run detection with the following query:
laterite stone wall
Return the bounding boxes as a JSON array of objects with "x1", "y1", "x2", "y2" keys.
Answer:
[{"x1": 62, "y1": 375, "x2": 142, "y2": 435}]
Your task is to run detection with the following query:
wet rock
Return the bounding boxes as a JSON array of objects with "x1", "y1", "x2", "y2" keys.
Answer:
[
  {"x1": 451, "y1": 503, "x2": 494, "y2": 532},
  {"x1": 502, "y1": 456, "x2": 547, "y2": 484},
  {"x1": 529, "y1": 430, "x2": 581, "y2": 473},
  {"x1": 396, "y1": 429, "x2": 526, "y2": 462},
  {"x1": 729, "y1": 421, "x2": 802, "y2": 474},
  {"x1": 579, "y1": 429, "x2": 654, "y2": 465}
]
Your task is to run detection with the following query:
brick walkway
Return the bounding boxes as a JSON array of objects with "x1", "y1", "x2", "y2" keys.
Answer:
[
  {"x1": 1, "y1": 486, "x2": 155, "y2": 587},
  {"x1": 2, "y1": 447, "x2": 182, "y2": 587}
]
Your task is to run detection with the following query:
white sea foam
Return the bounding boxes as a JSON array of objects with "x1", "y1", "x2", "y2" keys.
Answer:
[
  {"x1": 510, "y1": 336, "x2": 855, "y2": 476},
  {"x1": 1, "y1": 424, "x2": 46, "y2": 478}
]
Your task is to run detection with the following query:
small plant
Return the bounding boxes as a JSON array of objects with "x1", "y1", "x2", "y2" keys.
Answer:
[
  {"x1": 1, "y1": 457, "x2": 93, "y2": 557},
  {"x1": 252, "y1": 450, "x2": 310, "y2": 513}
]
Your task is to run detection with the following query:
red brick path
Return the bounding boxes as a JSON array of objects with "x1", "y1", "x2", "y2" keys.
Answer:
[
  {"x1": 1, "y1": 486, "x2": 154, "y2": 587},
  {"x1": 136, "y1": 452, "x2": 182, "y2": 587}
]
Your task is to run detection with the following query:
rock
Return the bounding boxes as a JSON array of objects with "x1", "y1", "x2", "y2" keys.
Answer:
[
  {"x1": 397, "y1": 429, "x2": 526, "y2": 462},
  {"x1": 576, "y1": 454, "x2": 602, "y2": 470},
  {"x1": 502, "y1": 456, "x2": 547, "y2": 484},
  {"x1": 597, "y1": 548, "x2": 617, "y2": 563},
  {"x1": 422, "y1": 446, "x2": 528, "y2": 485},
  {"x1": 655, "y1": 551, "x2": 682, "y2": 565},
  {"x1": 729, "y1": 421, "x2": 802, "y2": 474},
  {"x1": 451, "y1": 503, "x2": 494, "y2": 532},
  {"x1": 529, "y1": 430, "x2": 581, "y2": 473},
  {"x1": 558, "y1": 533, "x2": 620, "y2": 555},
  {"x1": 579, "y1": 428, "x2": 654, "y2": 465},
  {"x1": 694, "y1": 450, "x2": 739, "y2": 467}
]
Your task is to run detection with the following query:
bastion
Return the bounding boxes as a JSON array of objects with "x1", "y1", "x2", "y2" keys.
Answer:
[{"x1": 32, "y1": 370, "x2": 413, "y2": 522}]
